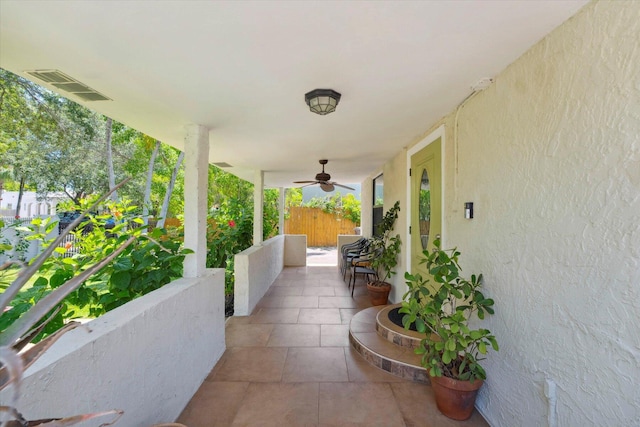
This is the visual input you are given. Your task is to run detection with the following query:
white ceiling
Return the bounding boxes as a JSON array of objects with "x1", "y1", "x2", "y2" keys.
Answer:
[{"x1": 0, "y1": 0, "x2": 587, "y2": 188}]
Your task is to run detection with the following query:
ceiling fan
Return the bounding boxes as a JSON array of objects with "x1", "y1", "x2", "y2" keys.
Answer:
[{"x1": 294, "y1": 159, "x2": 355, "y2": 192}]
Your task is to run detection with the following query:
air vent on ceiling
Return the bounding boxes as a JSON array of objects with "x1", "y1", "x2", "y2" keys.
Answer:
[
  {"x1": 26, "y1": 69, "x2": 111, "y2": 101},
  {"x1": 213, "y1": 162, "x2": 232, "y2": 168}
]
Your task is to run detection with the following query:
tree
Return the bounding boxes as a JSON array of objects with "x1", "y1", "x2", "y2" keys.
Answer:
[
  {"x1": 142, "y1": 140, "x2": 160, "y2": 225},
  {"x1": 1, "y1": 69, "x2": 110, "y2": 206},
  {"x1": 157, "y1": 151, "x2": 184, "y2": 228},
  {"x1": 105, "y1": 117, "x2": 117, "y2": 202},
  {"x1": 286, "y1": 188, "x2": 303, "y2": 208},
  {"x1": 0, "y1": 69, "x2": 47, "y2": 214}
]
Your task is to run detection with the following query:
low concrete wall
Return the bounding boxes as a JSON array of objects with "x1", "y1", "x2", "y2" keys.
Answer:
[
  {"x1": 234, "y1": 234, "x2": 307, "y2": 316},
  {"x1": 3, "y1": 270, "x2": 225, "y2": 426},
  {"x1": 284, "y1": 234, "x2": 307, "y2": 267},
  {"x1": 234, "y1": 235, "x2": 285, "y2": 316}
]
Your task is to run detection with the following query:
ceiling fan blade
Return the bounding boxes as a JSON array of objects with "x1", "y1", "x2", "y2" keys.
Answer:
[
  {"x1": 332, "y1": 183, "x2": 356, "y2": 191},
  {"x1": 293, "y1": 180, "x2": 317, "y2": 184},
  {"x1": 320, "y1": 183, "x2": 335, "y2": 192},
  {"x1": 297, "y1": 182, "x2": 319, "y2": 188}
]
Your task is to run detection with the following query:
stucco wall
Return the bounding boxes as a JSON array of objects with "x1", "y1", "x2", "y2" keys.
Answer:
[
  {"x1": 383, "y1": 153, "x2": 409, "y2": 304},
  {"x1": 284, "y1": 234, "x2": 307, "y2": 267},
  {"x1": 234, "y1": 235, "x2": 285, "y2": 315},
  {"x1": 3, "y1": 271, "x2": 225, "y2": 426},
  {"x1": 367, "y1": 1, "x2": 640, "y2": 425}
]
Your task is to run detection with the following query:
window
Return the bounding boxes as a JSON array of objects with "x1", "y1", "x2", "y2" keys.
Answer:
[
  {"x1": 372, "y1": 174, "x2": 383, "y2": 236},
  {"x1": 373, "y1": 174, "x2": 384, "y2": 207}
]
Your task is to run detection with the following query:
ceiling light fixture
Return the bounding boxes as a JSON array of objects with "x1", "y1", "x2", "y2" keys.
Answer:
[{"x1": 304, "y1": 89, "x2": 341, "y2": 115}]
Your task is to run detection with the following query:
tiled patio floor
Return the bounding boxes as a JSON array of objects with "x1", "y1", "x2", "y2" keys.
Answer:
[{"x1": 177, "y1": 266, "x2": 489, "y2": 427}]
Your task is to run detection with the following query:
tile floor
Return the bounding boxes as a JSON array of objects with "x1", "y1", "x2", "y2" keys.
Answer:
[{"x1": 177, "y1": 266, "x2": 489, "y2": 427}]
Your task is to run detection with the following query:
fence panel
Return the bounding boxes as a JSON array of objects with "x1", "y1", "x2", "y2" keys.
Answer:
[{"x1": 284, "y1": 207, "x2": 358, "y2": 247}]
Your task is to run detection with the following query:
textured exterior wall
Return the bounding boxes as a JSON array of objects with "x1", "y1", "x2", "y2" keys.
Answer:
[
  {"x1": 2, "y1": 271, "x2": 225, "y2": 426},
  {"x1": 234, "y1": 235, "x2": 285, "y2": 315},
  {"x1": 373, "y1": 1, "x2": 639, "y2": 425},
  {"x1": 284, "y1": 234, "x2": 307, "y2": 266},
  {"x1": 383, "y1": 152, "x2": 409, "y2": 304},
  {"x1": 454, "y1": 2, "x2": 639, "y2": 425}
]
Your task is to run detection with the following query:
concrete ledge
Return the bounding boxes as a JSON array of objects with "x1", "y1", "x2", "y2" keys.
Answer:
[
  {"x1": 2, "y1": 269, "x2": 225, "y2": 426},
  {"x1": 284, "y1": 234, "x2": 307, "y2": 267},
  {"x1": 234, "y1": 235, "x2": 285, "y2": 316},
  {"x1": 234, "y1": 234, "x2": 308, "y2": 316}
]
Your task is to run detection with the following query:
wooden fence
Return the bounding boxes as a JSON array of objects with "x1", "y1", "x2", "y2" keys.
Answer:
[{"x1": 284, "y1": 207, "x2": 358, "y2": 247}]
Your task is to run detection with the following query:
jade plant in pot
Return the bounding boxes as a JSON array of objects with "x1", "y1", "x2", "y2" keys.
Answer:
[
  {"x1": 399, "y1": 237, "x2": 498, "y2": 420},
  {"x1": 367, "y1": 201, "x2": 401, "y2": 305}
]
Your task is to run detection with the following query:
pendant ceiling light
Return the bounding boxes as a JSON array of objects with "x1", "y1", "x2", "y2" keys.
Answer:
[{"x1": 304, "y1": 89, "x2": 341, "y2": 115}]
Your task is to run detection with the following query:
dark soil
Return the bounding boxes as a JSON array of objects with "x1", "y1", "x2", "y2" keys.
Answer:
[
  {"x1": 388, "y1": 306, "x2": 418, "y2": 332},
  {"x1": 225, "y1": 294, "x2": 234, "y2": 317}
]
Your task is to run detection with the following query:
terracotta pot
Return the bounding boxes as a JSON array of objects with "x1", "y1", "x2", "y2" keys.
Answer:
[
  {"x1": 429, "y1": 374, "x2": 483, "y2": 420},
  {"x1": 366, "y1": 282, "x2": 391, "y2": 306}
]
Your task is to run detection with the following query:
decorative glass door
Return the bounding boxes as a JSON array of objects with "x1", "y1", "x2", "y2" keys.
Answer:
[{"x1": 410, "y1": 137, "x2": 441, "y2": 277}]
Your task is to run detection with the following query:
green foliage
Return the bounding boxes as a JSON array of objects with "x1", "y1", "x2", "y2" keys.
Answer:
[
  {"x1": 205, "y1": 166, "x2": 280, "y2": 296},
  {"x1": 293, "y1": 192, "x2": 361, "y2": 225},
  {"x1": 304, "y1": 194, "x2": 339, "y2": 212},
  {"x1": 341, "y1": 193, "x2": 361, "y2": 224},
  {"x1": 263, "y1": 189, "x2": 280, "y2": 239},
  {"x1": 206, "y1": 215, "x2": 250, "y2": 296},
  {"x1": 369, "y1": 201, "x2": 401, "y2": 283},
  {"x1": 1, "y1": 68, "x2": 283, "y2": 314},
  {"x1": 0, "y1": 200, "x2": 190, "y2": 342},
  {"x1": 0, "y1": 68, "x2": 185, "y2": 216},
  {"x1": 91, "y1": 227, "x2": 190, "y2": 314},
  {"x1": 207, "y1": 202, "x2": 254, "y2": 296},
  {"x1": 399, "y1": 238, "x2": 498, "y2": 382},
  {"x1": 285, "y1": 188, "x2": 303, "y2": 210},
  {"x1": 419, "y1": 189, "x2": 430, "y2": 221},
  {"x1": 0, "y1": 68, "x2": 111, "y2": 203},
  {"x1": 0, "y1": 220, "x2": 31, "y2": 262}
]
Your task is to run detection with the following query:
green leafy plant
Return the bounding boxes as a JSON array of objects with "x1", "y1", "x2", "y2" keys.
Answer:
[
  {"x1": 399, "y1": 237, "x2": 498, "y2": 382},
  {"x1": 206, "y1": 212, "x2": 253, "y2": 296},
  {"x1": 0, "y1": 184, "x2": 129, "y2": 425},
  {"x1": 0, "y1": 199, "x2": 191, "y2": 342},
  {"x1": 341, "y1": 193, "x2": 361, "y2": 224},
  {"x1": 369, "y1": 201, "x2": 401, "y2": 285},
  {"x1": 0, "y1": 182, "x2": 194, "y2": 425},
  {"x1": 263, "y1": 188, "x2": 280, "y2": 239},
  {"x1": 91, "y1": 227, "x2": 191, "y2": 314}
]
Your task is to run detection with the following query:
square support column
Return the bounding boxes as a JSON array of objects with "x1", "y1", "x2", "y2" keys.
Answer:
[
  {"x1": 253, "y1": 170, "x2": 264, "y2": 246},
  {"x1": 278, "y1": 187, "x2": 285, "y2": 235},
  {"x1": 183, "y1": 124, "x2": 209, "y2": 277}
]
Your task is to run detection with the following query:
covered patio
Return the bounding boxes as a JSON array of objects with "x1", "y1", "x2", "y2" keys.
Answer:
[
  {"x1": 178, "y1": 265, "x2": 488, "y2": 426},
  {"x1": 1, "y1": 1, "x2": 638, "y2": 426}
]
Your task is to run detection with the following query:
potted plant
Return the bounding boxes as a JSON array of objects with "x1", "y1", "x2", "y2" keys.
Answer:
[
  {"x1": 367, "y1": 201, "x2": 401, "y2": 305},
  {"x1": 399, "y1": 237, "x2": 498, "y2": 420}
]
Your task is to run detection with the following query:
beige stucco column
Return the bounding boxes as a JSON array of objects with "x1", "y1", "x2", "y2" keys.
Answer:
[
  {"x1": 253, "y1": 170, "x2": 264, "y2": 245},
  {"x1": 278, "y1": 187, "x2": 285, "y2": 235},
  {"x1": 183, "y1": 124, "x2": 209, "y2": 277}
]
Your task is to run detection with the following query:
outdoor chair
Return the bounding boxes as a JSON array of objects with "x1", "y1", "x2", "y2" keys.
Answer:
[
  {"x1": 340, "y1": 237, "x2": 368, "y2": 279},
  {"x1": 348, "y1": 246, "x2": 380, "y2": 297}
]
